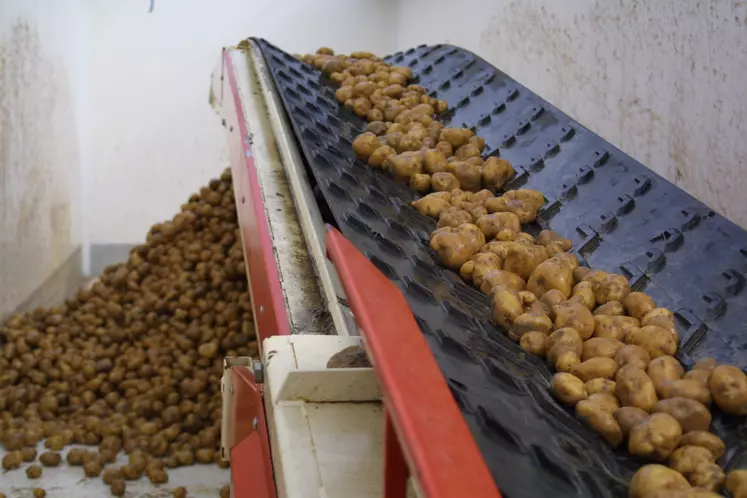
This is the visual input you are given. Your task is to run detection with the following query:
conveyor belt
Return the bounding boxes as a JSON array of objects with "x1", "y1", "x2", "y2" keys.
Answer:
[{"x1": 253, "y1": 38, "x2": 747, "y2": 497}]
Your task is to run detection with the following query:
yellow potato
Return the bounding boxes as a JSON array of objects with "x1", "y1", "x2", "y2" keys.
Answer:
[
  {"x1": 628, "y1": 464, "x2": 691, "y2": 498},
  {"x1": 648, "y1": 356, "x2": 685, "y2": 396},
  {"x1": 615, "y1": 364, "x2": 658, "y2": 412},
  {"x1": 582, "y1": 338, "x2": 625, "y2": 361},
  {"x1": 479, "y1": 269, "x2": 526, "y2": 295},
  {"x1": 628, "y1": 413, "x2": 683, "y2": 460},
  {"x1": 693, "y1": 358, "x2": 718, "y2": 373},
  {"x1": 482, "y1": 157, "x2": 515, "y2": 190},
  {"x1": 352, "y1": 132, "x2": 380, "y2": 159},
  {"x1": 593, "y1": 300, "x2": 625, "y2": 316},
  {"x1": 509, "y1": 312, "x2": 553, "y2": 341},
  {"x1": 520, "y1": 331, "x2": 548, "y2": 357},
  {"x1": 439, "y1": 208, "x2": 473, "y2": 229},
  {"x1": 503, "y1": 244, "x2": 549, "y2": 281},
  {"x1": 653, "y1": 398, "x2": 712, "y2": 433},
  {"x1": 571, "y1": 281, "x2": 596, "y2": 310},
  {"x1": 431, "y1": 172, "x2": 461, "y2": 192},
  {"x1": 546, "y1": 328, "x2": 583, "y2": 365},
  {"x1": 727, "y1": 470, "x2": 747, "y2": 498},
  {"x1": 571, "y1": 358, "x2": 618, "y2": 382},
  {"x1": 540, "y1": 289, "x2": 566, "y2": 319},
  {"x1": 536, "y1": 230, "x2": 572, "y2": 252},
  {"x1": 409, "y1": 173, "x2": 431, "y2": 194},
  {"x1": 422, "y1": 149, "x2": 449, "y2": 174},
  {"x1": 585, "y1": 392, "x2": 620, "y2": 412},
  {"x1": 556, "y1": 351, "x2": 582, "y2": 373},
  {"x1": 662, "y1": 380, "x2": 712, "y2": 406},
  {"x1": 489, "y1": 285, "x2": 524, "y2": 330},
  {"x1": 453, "y1": 161, "x2": 483, "y2": 192},
  {"x1": 689, "y1": 462, "x2": 725, "y2": 492},
  {"x1": 412, "y1": 194, "x2": 450, "y2": 219},
  {"x1": 527, "y1": 259, "x2": 574, "y2": 300},
  {"x1": 368, "y1": 145, "x2": 396, "y2": 168},
  {"x1": 615, "y1": 344, "x2": 652, "y2": 370},
  {"x1": 626, "y1": 325, "x2": 678, "y2": 359},
  {"x1": 668, "y1": 445, "x2": 715, "y2": 475},
  {"x1": 709, "y1": 365, "x2": 747, "y2": 415},
  {"x1": 440, "y1": 128, "x2": 473, "y2": 148},
  {"x1": 593, "y1": 315, "x2": 640, "y2": 341},
  {"x1": 613, "y1": 406, "x2": 649, "y2": 438},
  {"x1": 573, "y1": 266, "x2": 591, "y2": 283},
  {"x1": 575, "y1": 399, "x2": 623, "y2": 447},
  {"x1": 585, "y1": 378, "x2": 616, "y2": 396},
  {"x1": 624, "y1": 292, "x2": 657, "y2": 320},
  {"x1": 595, "y1": 274, "x2": 631, "y2": 304},
  {"x1": 678, "y1": 431, "x2": 725, "y2": 459},
  {"x1": 468, "y1": 253, "x2": 503, "y2": 288},
  {"x1": 554, "y1": 301, "x2": 595, "y2": 340},
  {"x1": 429, "y1": 228, "x2": 477, "y2": 270},
  {"x1": 476, "y1": 212, "x2": 522, "y2": 239},
  {"x1": 683, "y1": 369, "x2": 711, "y2": 387},
  {"x1": 551, "y1": 372, "x2": 587, "y2": 406}
]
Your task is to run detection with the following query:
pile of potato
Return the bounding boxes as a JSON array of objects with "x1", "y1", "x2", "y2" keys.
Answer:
[
  {"x1": 0, "y1": 168, "x2": 247, "y2": 497},
  {"x1": 299, "y1": 47, "x2": 747, "y2": 498}
]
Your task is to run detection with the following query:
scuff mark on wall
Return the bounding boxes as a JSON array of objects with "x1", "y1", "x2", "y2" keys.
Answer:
[
  {"x1": 0, "y1": 18, "x2": 81, "y2": 318},
  {"x1": 397, "y1": 0, "x2": 747, "y2": 228}
]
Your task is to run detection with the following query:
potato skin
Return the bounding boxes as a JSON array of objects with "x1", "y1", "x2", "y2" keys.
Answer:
[
  {"x1": 626, "y1": 325, "x2": 678, "y2": 359},
  {"x1": 509, "y1": 312, "x2": 553, "y2": 341},
  {"x1": 546, "y1": 328, "x2": 583, "y2": 365},
  {"x1": 594, "y1": 315, "x2": 640, "y2": 341},
  {"x1": 582, "y1": 338, "x2": 625, "y2": 362},
  {"x1": 613, "y1": 406, "x2": 648, "y2": 438},
  {"x1": 526, "y1": 259, "x2": 574, "y2": 299},
  {"x1": 585, "y1": 378, "x2": 616, "y2": 396},
  {"x1": 628, "y1": 413, "x2": 683, "y2": 460},
  {"x1": 571, "y1": 358, "x2": 618, "y2": 382},
  {"x1": 653, "y1": 397, "x2": 712, "y2": 433},
  {"x1": 616, "y1": 345, "x2": 652, "y2": 370},
  {"x1": 479, "y1": 269, "x2": 526, "y2": 295},
  {"x1": 520, "y1": 331, "x2": 548, "y2": 357},
  {"x1": 662, "y1": 380, "x2": 712, "y2": 406},
  {"x1": 648, "y1": 355, "x2": 685, "y2": 396},
  {"x1": 624, "y1": 292, "x2": 657, "y2": 320},
  {"x1": 708, "y1": 365, "x2": 747, "y2": 415},
  {"x1": 668, "y1": 445, "x2": 715, "y2": 475},
  {"x1": 628, "y1": 464, "x2": 691, "y2": 498},
  {"x1": 615, "y1": 365, "x2": 659, "y2": 412},
  {"x1": 689, "y1": 461, "x2": 725, "y2": 492},
  {"x1": 489, "y1": 285, "x2": 524, "y2": 330},
  {"x1": 554, "y1": 300, "x2": 595, "y2": 340},
  {"x1": 575, "y1": 399, "x2": 623, "y2": 447},
  {"x1": 594, "y1": 300, "x2": 625, "y2": 316},
  {"x1": 551, "y1": 372, "x2": 587, "y2": 406},
  {"x1": 678, "y1": 431, "x2": 725, "y2": 459}
]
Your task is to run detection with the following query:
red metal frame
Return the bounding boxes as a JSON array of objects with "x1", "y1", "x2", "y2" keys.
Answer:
[
  {"x1": 325, "y1": 226, "x2": 502, "y2": 498},
  {"x1": 227, "y1": 367, "x2": 277, "y2": 498},
  {"x1": 217, "y1": 48, "x2": 291, "y2": 343}
]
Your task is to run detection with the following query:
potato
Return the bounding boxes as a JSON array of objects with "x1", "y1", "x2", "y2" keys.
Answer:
[
  {"x1": 586, "y1": 392, "x2": 620, "y2": 412},
  {"x1": 595, "y1": 274, "x2": 631, "y2": 304},
  {"x1": 623, "y1": 292, "x2": 656, "y2": 320},
  {"x1": 335, "y1": 86, "x2": 354, "y2": 103},
  {"x1": 457, "y1": 223, "x2": 487, "y2": 251},
  {"x1": 438, "y1": 207, "x2": 473, "y2": 229},
  {"x1": 727, "y1": 471, "x2": 747, "y2": 498},
  {"x1": 482, "y1": 157, "x2": 515, "y2": 190},
  {"x1": 453, "y1": 161, "x2": 483, "y2": 192},
  {"x1": 352, "y1": 97, "x2": 372, "y2": 118},
  {"x1": 455, "y1": 144, "x2": 481, "y2": 160},
  {"x1": 575, "y1": 399, "x2": 623, "y2": 447},
  {"x1": 613, "y1": 406, "x2": 649, "y2": 437},
  {"x1": 583, "y1": 338, "x2": 625, "y2": 361},
  {"x1": 368, "y1": 145, "x2": 396, "y2": 168},
  {"x1": 468, "y1": 135, "x2": 486, "y2": 152},
  {"x1": 616, "y1": 344, "x2": 652, "y2": 370},
  {"x1": 653, "y1": 398, "x2": 712, "y2": 433},
  {"x1": 508, "y1": 312, "x2": 553, "y2": 341},
  {"x1": 556, "y1": 351, "x2": 582, "y2": 372},
  {"x1": 412, "y1": 195, "x2": 450, "y2": 218},
  {"x1": 546, "y1": 327, "x2": 583, "y2": 365},
  {"x1": 551, "y1": 372, "x2": 587, "y2": 406},
  {"x1": 479, "y1": 269, "x2": 526, "y2": 294},
  {"x1": 571, "y1": 281, "x2": 596, "y2": 310},
  {"x1": 689, "y1": 462, "x2": 725, "y2": 491},
  {"x1": 648, "y1": 356, "x2": 685, "y2": 396},
  {"x1": 585, "y1": 378, "x2": 616, "y2": 396},
  {"x1": 615, "y1": 364, "x2": 659, "y2": 412},
  {"x1": 463, "y1": 201, "x2": 488, "y2": 221},
  {"x1": 440, "y1": 128, "x2": 474, "y2": 148},
  {"x1": 539, "y1": 289, "x2": 565, "y2": 318},
  {"x1": 628, "y1": 413, "x2": 683, "y2": 460},
  {"x1": 527, "y1": 259, "x2": 574, "y2": 299},
  {"x1": 468, "y1": 253, "x2": 502, "y2": 288},
  {"x1": 709, "y1": 365, "x2": 747, "y2": 415},
  {"x1": 594, "y1": 300, "x2": 626, "y2": 316},
  {"x1": 489, "y1": 286, "x2": 524, "y2": 330},
  {"x1": 387, "y1": 151, "x2": 423, "y2": 182},
  {"x1": 677, "y1": 432, "x2": 724, "y2": 461},
  {"x1": 429, "y1": 227, "x2": 479, "y2": 270},
  {"x1": 472, "y1": 189, "x2": 494, "y2": 202},
  {"x1": 662, "y1": 380, "x2": 711, "y2": 406},
  {"x1": 626, "y1": 325, "x2": 678, "y2": 358},
  {"x1": 503, "y1": 244, "x2": 549, "y2": 281},
  {"x1": 479, "y1": 240, "x2": 515, "y2": 259},
  {"x1": 571, "y1": 357, "x2": 618, "y2": 382},
  {"x1": 2, "y1": 451, "x2": 22, "y2": 470},
  {"x1": 450, "y1": 189, "x2": 473, "y2": 207},
  {"x1": 367, "y1": 120, "x2": 388, "y2": 135},
  {"x1": 422, "y1": 149, "x2": 448, "y2": 174},
  {"x1": 642, "y1": 308, "x2": 679, "y2": 342},
  {"x1": 431, "y1": 172, "x2": 461, "y2": 192},
  {"x1": 554, "y1": 300, "x2": 595, "y2": 339},
  {"x1": 668, "y1": 445, "x2": 715, "y2": 475},
  {"x1": 476, "y1": 212, "x2": 521, "y2": 239},
  {"x1": 628, "y1": 464, "x2": 691, "y2": 498},
  {"x1": 435, "y1": 140, "x2": 453, "y2": 157},
  {"x1": 520, "y1": 331, "x2": 549, "y2": 357},
  {"x1": 409, "y1": 173, "x2": 431, "y2": 194}
]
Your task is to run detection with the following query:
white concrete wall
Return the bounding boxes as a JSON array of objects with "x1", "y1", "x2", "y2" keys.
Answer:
[
  {"x1": 396, "y1": 0, "x2": 747, "y2": 228},
  {"x1": 0, "y1": 1, "x2": 87, "y2": 316},
  {"x1": 86, "y1": 0, "x2": 397, "y2": 245}
]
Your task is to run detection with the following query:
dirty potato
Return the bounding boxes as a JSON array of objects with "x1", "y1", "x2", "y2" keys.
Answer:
[
  {"x1": 546, "y1": 328, "x2": 583, "y2": 370},
  {"x1": 479, "y1": 268, "x2": 526, "y2": 294},
  {"x1": 595, "y1": 274, "x2": 631, "y2": 304},
  {"x1": 624, "y1": 292, "x2": 657, "y2": 320},
  {"x1": 648, "y1": 356, "x2": 685, "y2": 396},
  {"x1": 653, "y1": 398, "x2": 712, "y2": 433},
  {"x1": 593, "y1": 315, "x2": 640, "y2": 341},
  {"x1": 615, "y1": 364, "x2": 659, "y2": 412},
  {"x1": 616, "y1": 344, "x2": 652, "y2": 370},
  {"x1": 582, "y1": 338, "x2": 625, "y2": 362},
  {"x1": 626, "y1": 325, "x2": 678, "y2": 359},
  {"x1": 509, "y1": 312, "x2": 553, "y2": 341},
  {"x1": 668, "y1": 445, "x2": 715, "y2": 475},
  {"x1": 482, "y1": 157, "x2": 515, "y2": 190},
  {"x1": 571, "y1": 281, "x2": 596, "y2": 310},
  {"x1": 613, "y1": 406, "x2": 649, "y2": 438},
  {"x1": 431, "y1": 172, "x2": 461, "y2": 192},
  {"x1": 628, "y1": 413, "x2": 683, "y2": 460},
  {"x1": 412, "y1": 193, "x2": 451, "y2": 218},
  {"x1": 662, "y1": 380, "x2": 712, "y2": 406},
  {"x1": 708, "y1": 365, "x2": 747, "y2": 415},
  {"x1": 678, "y1": 431, "x2": 725, "y2": 459},
  {"x1": 490, "y1": 285, "x2": 524, "y2": 330},
  {"x1": 551, "y1": 373, "x2": 587, "y2": 406},
  {"x1": 503, "y1": 244, "x2": 549, "y2": 281},
  {"x1": 526, "y1": 259, "x2": 574, "y2": 300},
  {"x1": 520, "y1": 331, "x2": 549, "y2": 357},
  {"x1": 585, "y1": 378, "x2": 616, "y2": 396},
  {"x1": 571, "y1": 358, "x2": 618, "y2": 382},
  {"x1": 554, "y1": 300, "x2": 595, "y2": 340},
  {"x1": 575, "y1": 399, "x2": 623, "y2": 447},
  {"x1": 628, "y1": 464, "x2": 691, "y2": 498}
]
